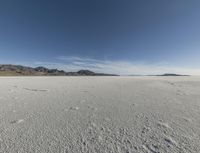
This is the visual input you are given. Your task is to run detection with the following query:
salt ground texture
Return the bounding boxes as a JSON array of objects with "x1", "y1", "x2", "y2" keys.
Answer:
[{"x1": 0, "y1": 76, "x2": 200, "y2": 153}]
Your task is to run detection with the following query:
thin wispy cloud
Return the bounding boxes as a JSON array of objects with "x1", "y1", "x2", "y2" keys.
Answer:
[{"x1": 33, "y1": 56, "x2": 200, "y2": 75}]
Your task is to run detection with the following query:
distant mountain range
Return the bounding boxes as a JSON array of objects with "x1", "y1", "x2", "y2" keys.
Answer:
[
  {"x1": 156, "y1": 73, "x2": 190, "y2": 76},
  {"x1": 0, "y1": 64, "x2": 118, "y2": 76},
  {"x1": 129, "y1": 73, "x2": 190, "y2": 76},
  {"x1": 0, "y1": 64, "x2": 190, "y2": 76}
]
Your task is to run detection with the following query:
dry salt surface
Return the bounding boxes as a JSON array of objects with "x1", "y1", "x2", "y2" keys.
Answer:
[{"x1": 0, "y1": 76, "x2": 200, "y2": 153}]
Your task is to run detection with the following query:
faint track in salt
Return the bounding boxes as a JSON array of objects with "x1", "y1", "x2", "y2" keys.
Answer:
[{"x1": 23, "y1": 88, "x2": 48, "y2": 92}]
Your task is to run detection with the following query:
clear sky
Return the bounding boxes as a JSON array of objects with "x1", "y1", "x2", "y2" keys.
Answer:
[{"x1": 0, "y1": 0, "x2": 200, "y2": 75}]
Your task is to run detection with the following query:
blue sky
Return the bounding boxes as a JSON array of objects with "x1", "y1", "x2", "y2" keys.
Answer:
[{"x1": 0, "y1": 0, "x2": 200, "y2": 75}]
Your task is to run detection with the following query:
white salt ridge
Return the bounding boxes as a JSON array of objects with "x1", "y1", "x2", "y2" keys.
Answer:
[{"x1": 17, "y1": 119, "x2": 24, "y2": 124}]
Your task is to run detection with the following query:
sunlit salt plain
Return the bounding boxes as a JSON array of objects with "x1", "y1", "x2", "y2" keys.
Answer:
[{"x1": 0, "y1": 76, "x2": 200, "y2": 153}]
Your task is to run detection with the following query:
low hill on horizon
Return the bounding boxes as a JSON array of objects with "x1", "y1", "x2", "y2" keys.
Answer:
[
  {"x1": 157, "y1": 73, "x2": 190, "y2": 76},
  {"x1": 0, "y1": 64, "x2": 118, "y2": 76}
]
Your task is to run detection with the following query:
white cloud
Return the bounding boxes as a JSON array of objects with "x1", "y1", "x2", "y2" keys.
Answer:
[{"x1": 33, "y1": 56, "x2": 200, "y2": 75}]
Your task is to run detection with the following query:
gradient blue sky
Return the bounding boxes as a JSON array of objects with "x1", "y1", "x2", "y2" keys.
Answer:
[{"x1": 0, "y1": 0, "x2": 200, "y2": 75}]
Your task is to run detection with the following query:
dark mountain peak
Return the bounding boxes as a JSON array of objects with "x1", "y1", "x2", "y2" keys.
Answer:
[
  {"x1": 77, "y1": 70, "x2": 96, "y2": 76},
  {"x1": 0, "y1": 64, "x2": 33, "y2": 71},
  {"x1": 34, "y1": 66, "x2": 49, "y2": 72},
  {"x1": 160, "y1": 73, "x2": 190, "y2": 76}
]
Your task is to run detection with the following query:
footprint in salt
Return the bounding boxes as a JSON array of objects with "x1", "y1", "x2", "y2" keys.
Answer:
[
  {"x1": 12, "y1": 97, "x2": 18, "y2": 100},
  {"x1": 23, "y1": 88, "x2": 48, "y2": 92},
  {"x1": 131, "y1": 103, "x2": 138, "y2": 108},
  {"x1": 182, "y1": 117, "x2": 192, "y2": 123},
  {"x1": 68, "y1": 107, "x2": 79, "y2": 111},
  {"x1": 157, "y1": 121, "x2": 172, "y2": 130},
  {"x1": 87, "y1": 105, "x2": 97, "y2": 111},
  {"x1": 17, "y1": 119, "x2": 24, "y2": 124},
  {"x1": 9, "y1": 89, "x2": 14, "y2": 93},
  {"x1": 98, "y1": 135, "x2": 103, "y2": 142},
  {"x1": 91, "y1": 122, "x2": 97, "y2": 128},
  {"x1": 176, "y1": 90, "x2": 186, "y2": 96},
  {"x1": 80, "y1": 99, "x2": 86, "y2": 104},
  {"x1": 145, "y1": 144, "x2": 160, "y2": 153},
  {"x1": 104, "y1": 117, "x2": 111, "y2": 122},
  {"x1": 142, "y1": 126, "x2": 151, "y2": 134},
  {"x1": 164, "y1": 136, "x2": 178, "y2": 146},
  {"x1": 10, "y1": 119, "x2": 24, "y2": 124}
]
